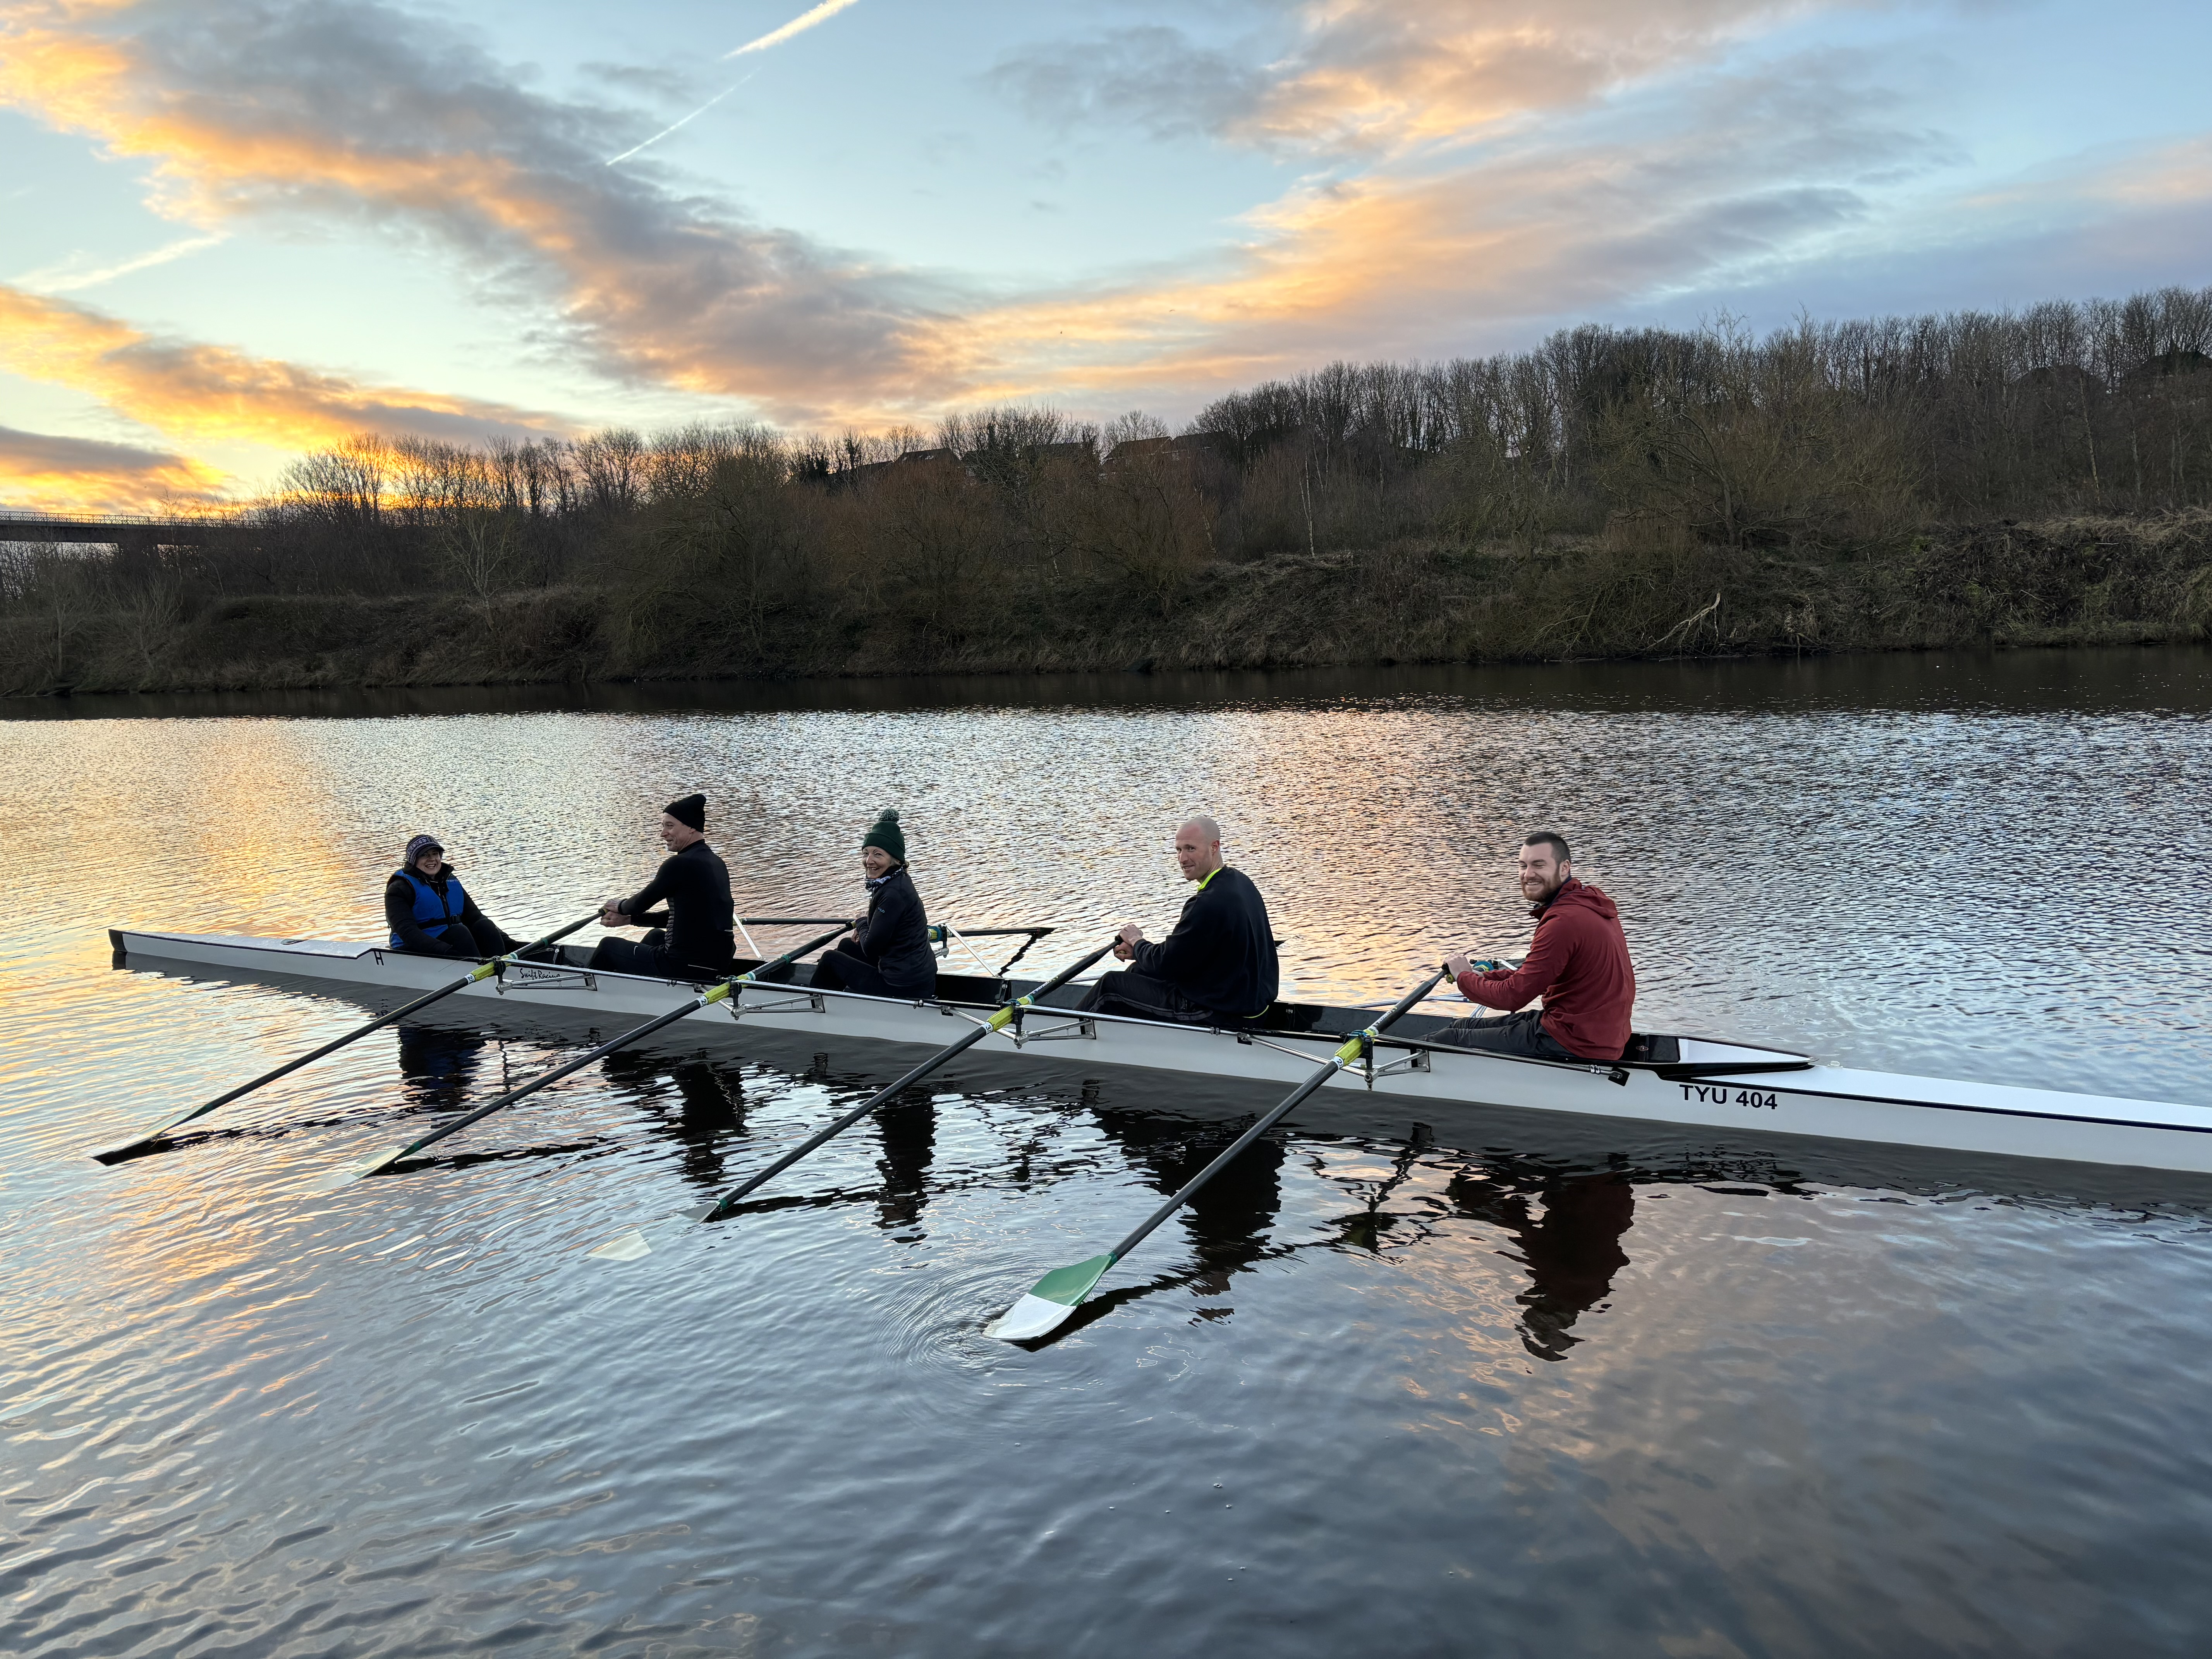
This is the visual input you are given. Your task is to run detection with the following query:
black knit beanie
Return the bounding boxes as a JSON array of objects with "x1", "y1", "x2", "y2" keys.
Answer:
[
  {"x1": 665, "y1": 793, "x2": 707, "y2": 832},
  {"x1": 861, "y1": 808, "x2": 905, "y2": 863}
]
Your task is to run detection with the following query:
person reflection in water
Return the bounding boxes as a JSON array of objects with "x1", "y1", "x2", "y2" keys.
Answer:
[
  {"x1": 395, "y1": 1026, "x2": 489, "y2": 1110},
  {"x1": 1449, "y1": 1164, "x2": 1636, "y2": 1360},
  {"x1": 873, "y1": 1094, "x2": 936, "y2": 1236},
  {"x1": 1087, "y1": 1099, "x2": 1285, "y2": 1304},
  {"x1": 603, "y1": 1051, "x2": 746, "y2": 1189}
]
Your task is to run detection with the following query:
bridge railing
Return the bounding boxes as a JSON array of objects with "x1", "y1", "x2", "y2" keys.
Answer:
[{"x1": 0, "y1": 508, "x2": 250, "y2": 531}]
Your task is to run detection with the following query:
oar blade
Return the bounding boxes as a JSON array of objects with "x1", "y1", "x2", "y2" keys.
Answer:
[
  {"x1": 585, "y1": 1203, "x2": 719, "y2": 1262},
  {"x1": 586, "y1": 1229, "x2": 653, "y2": 1262},
  {"x1": 88, "y1": 1121, "x2": 187, "y2": 1166},
  {"x1": 311, "y1": 1143, "x2": 412, "y2": 1192},
  {"x1": 984, "y1": 1252, "x2": 1115, "y2": 1342}
]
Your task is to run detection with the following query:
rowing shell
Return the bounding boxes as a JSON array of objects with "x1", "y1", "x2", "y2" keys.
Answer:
[{"x1": 108, "y1": 929, "x2": 2212, "y2": 1176}]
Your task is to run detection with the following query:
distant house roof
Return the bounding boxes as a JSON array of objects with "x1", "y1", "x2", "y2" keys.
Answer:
[
  {"x1": 898, "y1": 447, "x2": 963, "y2": 465},
  {"x1": 1106, "y1": 436, "x2": 1175, "y2": 460},
  {"x1": 1106, "y1": 433, "x2": 1228, "y2": 463}
]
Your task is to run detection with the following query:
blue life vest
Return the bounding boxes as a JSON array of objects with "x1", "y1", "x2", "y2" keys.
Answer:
[{"x1": 391, "y1": 866, "x2": 468, "y2": 948}]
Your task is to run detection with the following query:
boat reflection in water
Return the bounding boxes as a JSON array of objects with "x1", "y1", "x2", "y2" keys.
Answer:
[{"x1": 589, "y1": 1044, "x2": 940, "y2": 1232}]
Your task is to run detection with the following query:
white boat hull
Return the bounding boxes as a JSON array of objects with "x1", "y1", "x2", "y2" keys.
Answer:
[{"x1": 109, "y1": 929, "x2": 2212, "y2": 1176}]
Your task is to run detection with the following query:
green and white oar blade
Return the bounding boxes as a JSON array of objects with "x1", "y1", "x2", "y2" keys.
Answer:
[{"x1": 985, "y1": 1252, "x2": 1115, "y2": 1342}]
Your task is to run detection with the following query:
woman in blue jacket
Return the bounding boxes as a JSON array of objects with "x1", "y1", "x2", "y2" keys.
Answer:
[
  {"x1": 385, "y1": 834, "x2": 517, "y2": 958},
  {"x1": 810, "y1": 810, "x2": 936, "y2": 999}
]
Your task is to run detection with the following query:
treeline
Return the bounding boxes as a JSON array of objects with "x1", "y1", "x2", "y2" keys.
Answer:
[{"x1": 5, "y1": 286, "x2": 2212, "y2": 693}]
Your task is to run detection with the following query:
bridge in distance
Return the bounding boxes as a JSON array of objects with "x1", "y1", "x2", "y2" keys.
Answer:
[{"x1": 0, "y1": 509, "x2": 248, "y2": 549}]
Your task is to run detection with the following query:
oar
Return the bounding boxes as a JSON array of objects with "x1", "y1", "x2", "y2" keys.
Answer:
[
  {"x1": 325, "y1": 922, "x2": 854, "y2": 1186},
  {"x1": 983, "y1": 965, "x2": 1449, "y2": 1342},
  {"x1": 587, "y1": 938, "x2": 1116, "y2": 1259},
  {"x1": 90, "y1": 912, "x2": 603, "y2": 1166}
]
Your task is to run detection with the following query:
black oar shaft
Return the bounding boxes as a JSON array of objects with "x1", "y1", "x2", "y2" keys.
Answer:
[
  {"x1": 1106, "y1": 969, "x2": 1448, "y2": 1264},
  {"x1": 368, "y1": 922, "x2": 851, "y2": 1172},
  {"x1": 697, "y1": 938, "x2": 1115, "y2": 1221},
  {"x1": 742, "y1": 921, "x2": 1049, "y2": 936},
  {"x1": 704, "y1": 1022, "x2": 994, "y2": 1218},
  {"x1": 385, "y1": 995, "x2": 711, "y2": 1163}
]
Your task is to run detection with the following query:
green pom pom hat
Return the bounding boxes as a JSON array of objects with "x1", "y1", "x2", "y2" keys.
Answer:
[{"x1": 862, "y1": 808, "x2": 905, "y2": 863}]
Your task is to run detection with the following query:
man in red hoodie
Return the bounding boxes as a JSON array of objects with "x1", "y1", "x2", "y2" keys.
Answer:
[{"x1": 1438, "y1": 832, "x2": 1635, "y2": 1063}]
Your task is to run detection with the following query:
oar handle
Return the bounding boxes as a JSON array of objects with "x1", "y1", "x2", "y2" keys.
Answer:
[{"x1": 1102, "y1": 965, "x2": 1448, "y2": 1264}]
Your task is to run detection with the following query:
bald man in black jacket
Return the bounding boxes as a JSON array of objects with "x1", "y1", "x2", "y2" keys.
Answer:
[{"x1": 1080, "y1": 815, "x2": 1278, "y2": 1025}]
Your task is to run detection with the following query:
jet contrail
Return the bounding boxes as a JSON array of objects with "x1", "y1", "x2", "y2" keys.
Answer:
[
  {"x1": 724, "y1": 0, "x2": 861, "y2": 58},
  {"x1": 605, "y1": 0, "x2": 860, "y2": 166},
  {"x1": 606, "y1": 75, "x2": 754, "y2": 166}
]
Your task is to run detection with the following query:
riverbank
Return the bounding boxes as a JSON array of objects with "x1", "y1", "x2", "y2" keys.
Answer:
[{"x1": 6, "y1": 511, "x2": 2208, "y2": 696}]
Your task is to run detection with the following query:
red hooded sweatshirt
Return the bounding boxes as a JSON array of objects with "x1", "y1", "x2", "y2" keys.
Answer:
[{"x1": 1455, "y1": 878, "x2": 1635, "y2": 1061}]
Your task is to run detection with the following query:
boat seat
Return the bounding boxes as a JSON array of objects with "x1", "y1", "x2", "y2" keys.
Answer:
[
  {"x1": 934, "y1": 972, "x2": 1010, "y2": 1006},
  {"x1": 1211, "y1": 1002, "x2": 1329, "y2": 1036}
]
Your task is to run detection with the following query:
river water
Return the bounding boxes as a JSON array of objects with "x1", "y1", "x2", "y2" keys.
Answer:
[{"x1": 4, "y1": 649, "x2": 2211, "y2": 1656}]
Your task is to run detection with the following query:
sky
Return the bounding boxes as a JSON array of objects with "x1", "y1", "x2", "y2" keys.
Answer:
[{"x1": 2, "y1": 0, "x2": 2209, "y2": 512}]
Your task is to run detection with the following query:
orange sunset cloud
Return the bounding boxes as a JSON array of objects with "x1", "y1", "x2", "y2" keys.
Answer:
[
  {"x1": 4, "y1": 0, "x2": 2210, "y2": 513},
  {"x1": 0, "y1": 422, "x2": 225, "y2": 513},
  {"x1": 0, "y1": 284, "x2": 568, "y2": 453}
]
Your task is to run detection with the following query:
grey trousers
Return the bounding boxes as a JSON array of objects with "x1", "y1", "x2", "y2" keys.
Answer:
[{"x1": 1429, "y1": 1008, "x2": 1582, "y2": 1061}]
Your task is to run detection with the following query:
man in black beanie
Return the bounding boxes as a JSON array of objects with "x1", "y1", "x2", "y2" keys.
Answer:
[{"x1": 589, "y1": 793, "x2": 737, "y2": 981}]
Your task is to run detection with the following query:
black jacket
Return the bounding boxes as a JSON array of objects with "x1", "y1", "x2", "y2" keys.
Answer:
[
  {"x1": 621, "y1": 840, "x2": 735, "y2": 974},
  {"x1": 384, "y1": 865, "x2": 516, "y2": 957},
  {"x1": 1131, "y1": 866, "x2": 1279, "y2": 1017},
  {"x1": 852, "y1": 866, "x2": 935, "y2": 996}
]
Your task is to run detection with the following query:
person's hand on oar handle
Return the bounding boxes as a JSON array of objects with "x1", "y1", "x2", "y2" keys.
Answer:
[
  {"x1": 1444, "y1": 952, "x2": 1502, "y2": 981},
  {"x1": 1113, "y1": 923, "x2": 1144, "y2": 962}
]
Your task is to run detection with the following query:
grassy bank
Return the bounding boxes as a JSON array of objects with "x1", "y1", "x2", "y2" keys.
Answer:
[{"x1": 6, "y1": 512, "x2": 2207, "y2": 696}]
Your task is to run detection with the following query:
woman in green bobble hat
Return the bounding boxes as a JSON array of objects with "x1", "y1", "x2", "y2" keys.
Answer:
[{"x1": 810, "y1": 809, "x2": 937, "y2": 999}]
